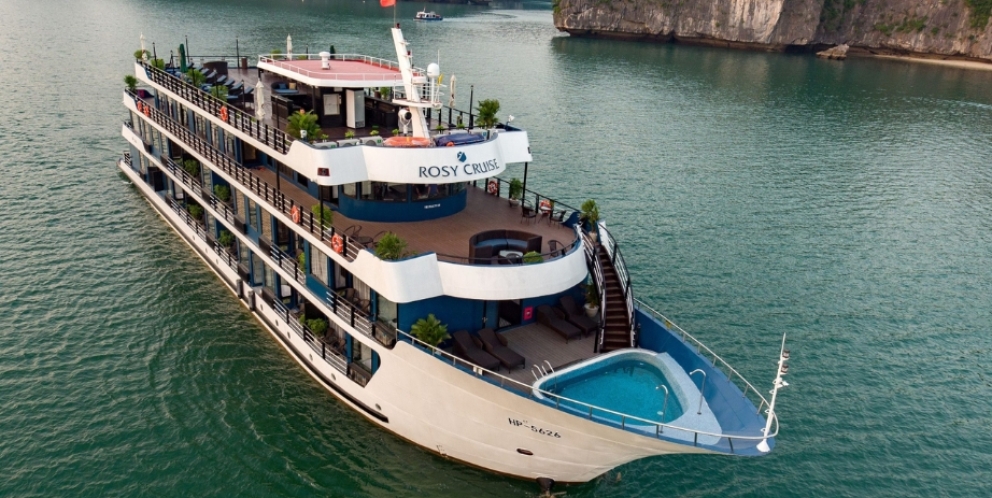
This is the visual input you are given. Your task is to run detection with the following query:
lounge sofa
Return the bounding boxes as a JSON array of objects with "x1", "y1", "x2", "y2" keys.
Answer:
[
  {"x1": 468, "y1": 229, "x2": 542, "y2": 264},
  {"x1": 477, "y1": 328, "x2": 525, "y2": 370},
  {"x1": 559, "y1": 295, "x2": 597, "y2": 336}
]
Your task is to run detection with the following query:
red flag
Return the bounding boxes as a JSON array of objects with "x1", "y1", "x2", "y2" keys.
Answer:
[{"x1": 380, "y1": 0, "x2": 395, "y2": 6}]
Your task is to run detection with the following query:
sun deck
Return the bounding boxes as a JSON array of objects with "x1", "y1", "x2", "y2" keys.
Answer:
[
  {"x1": 251, "y1": 166, "x2": 578, "y2": 262},
  {"x1": 258, "y1": 56, "x2": 404, "y2": 84}
]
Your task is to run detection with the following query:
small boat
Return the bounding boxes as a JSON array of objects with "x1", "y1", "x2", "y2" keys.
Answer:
[{"x1": 414, "y1": 9, "x2": 443, "y2": 21}]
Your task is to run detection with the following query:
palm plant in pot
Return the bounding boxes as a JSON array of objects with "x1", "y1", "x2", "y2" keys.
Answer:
[
  {"x1": 374, "y1": 232, "x2": 408, "y2": 261},
  {"x1": 475, "y1": 99, "x2": 500, "y2": 128},
  {"x1": 508, "y1": 178, "x2": 523, "y2": 206},
  {"x1": 410, "y1": 314, "x2": 449, "y2": 348},
  {"x1": 287, "y1": 110, "x2": 327, "y2": 141},
  {"x1": 124, "y1": 75, "x2": 138, "y2": 93},
  {"x1": 584, "y1": 283, "x2": 600, "y2": 318},
  {"x1": 580, "y1": 199, "x2": 600, "y2": 241}
]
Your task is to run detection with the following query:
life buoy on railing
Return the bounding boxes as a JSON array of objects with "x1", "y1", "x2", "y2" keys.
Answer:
[
  {"x1": 219, "y1": 106, "x2": 229, "y2": 123},
  {"x1": 486, "y1": 179, "x2": 499, "y2": 195},
  {"x1": 331, "y1": 234, "x2": 344, "y2": 254},
  {"x1": 290, "y1": 205, "x2": 301, "y2": 224},
  {"x1": 135, "y1": 101, "x2": 143, "y2": 113},
  {"x1": 143, "y1": 104, "x2": 151, "y2": 117},
  {"x1": 446, "y1": 142, "x2": 454, "y2": 147}
]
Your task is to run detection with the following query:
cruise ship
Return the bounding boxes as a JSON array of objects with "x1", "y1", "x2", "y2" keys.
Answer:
[{"x1": 118, "y1": 25, "x2": 787, "y2": 488}]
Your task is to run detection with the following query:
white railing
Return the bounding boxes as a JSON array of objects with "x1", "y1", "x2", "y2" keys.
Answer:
[
  {"x1": 258, "y1": 54, "x2": 413, "y2": 82},
  {"x1": 634, "y1": 299, "x2": 774, "y2": 417},
  {"x1": 397, "y1": 328, "x2": 778, "y2": 450}
]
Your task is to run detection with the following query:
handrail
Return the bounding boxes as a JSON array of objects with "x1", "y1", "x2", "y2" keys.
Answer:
[
  {"x1": 581, "y1": 229, "x2": 606, "y2": 352},
  {"x1": 127, "y1": 89, "x2": 369, "y2": 264},
  {"x1": 154, "y1": 146, "x2": 396, "y2": 356},
  {"x1": 138, "y1": 60, "x2": 295, "y2": 154},
  {"x1": 598, "y1": 224, "x2": 636, "y2": 347},
  {"x1": 634, "y1": 298, "x2": 773, "y2": 416},
  {"x1": 396, "y1": 328, "x2": 778, "y2": 446}
]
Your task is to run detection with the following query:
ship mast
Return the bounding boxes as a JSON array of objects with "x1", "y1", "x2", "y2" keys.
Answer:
[{"x1": 390, "y1": 25, "x2": 441, "y2": 139}]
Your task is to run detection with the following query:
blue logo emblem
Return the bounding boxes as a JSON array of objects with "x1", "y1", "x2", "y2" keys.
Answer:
[{"x1": 457, "y1": 151, "x2": 467, "y2": 162}]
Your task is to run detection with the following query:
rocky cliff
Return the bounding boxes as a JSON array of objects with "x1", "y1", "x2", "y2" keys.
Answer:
[{"x1": 553, "y1": 0, "x2": 992, "y2": 60}]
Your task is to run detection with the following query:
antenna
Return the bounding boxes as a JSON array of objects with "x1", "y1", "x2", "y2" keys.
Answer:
[{"x1": 757, "y1": 333, "x2": 790, "y2": 453}]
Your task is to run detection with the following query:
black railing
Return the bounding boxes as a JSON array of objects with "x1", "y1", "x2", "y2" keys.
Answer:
[
  {"x1": 272, "y1": 299, "x2": 349, "y2": 374},
  {"x1": 138, "y1": 61, "x2": 293, "y2": 154},
  {"x1": 127, "y1": 89, "x2": 365, "y2": 263},
  {"x1": 599, "y1": 225, "x2": 636, "y2": 348},
  {"x1": 164, "y1": 196, "x2": 239, "y2": 274}
]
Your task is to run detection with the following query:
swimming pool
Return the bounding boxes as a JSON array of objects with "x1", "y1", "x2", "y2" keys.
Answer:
[{"x1": 534, "y1": 350, "x2": 689, "y2": 424}]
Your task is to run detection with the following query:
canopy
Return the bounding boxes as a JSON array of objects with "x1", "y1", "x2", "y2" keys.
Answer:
[{"x1": 255, "y1": 80, "x2": 269, "y2": 122}]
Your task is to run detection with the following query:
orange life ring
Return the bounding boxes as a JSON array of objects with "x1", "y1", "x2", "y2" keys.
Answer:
[
  {"x1": 143, "y1": 105, "x2": 151, "y2": 117},
  {"x1": 486, "y1": 179, "x2": 498, "y2": 195},
  {"x1": 219, "y1": 106, "x2": 229, "y2": 123},
  {"x1": 331, "y1": 234, "x2": 344, "y2": 254},
  {"x1": 383, "y1": 136, "x2": 433, "y2": 148},
  {"x1": 446, "y1": 142, "x2": 454, "y2": 147},
  {"x1": 290, "y1": 205, "x2": 301, "y2": 223},
  {"x1": 539, "y1": 199, "x2": 552, "y2": 213},
  {"x1": 135, "y1": 101, "x2": 143, "y2": 113}
]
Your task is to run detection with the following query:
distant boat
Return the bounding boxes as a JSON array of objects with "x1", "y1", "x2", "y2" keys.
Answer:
[{"x1": 414, "y1": 9, "x2": 443, "y2": 20}]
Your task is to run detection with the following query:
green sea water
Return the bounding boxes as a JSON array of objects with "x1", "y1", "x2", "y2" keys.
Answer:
[{"x1": 2, "y1": 0, "x2": 992, "y2": 496}]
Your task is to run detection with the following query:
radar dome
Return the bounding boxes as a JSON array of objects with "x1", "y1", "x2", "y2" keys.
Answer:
[{"x1": 427, "y1": 63, "x2": 440, "y2": 78}]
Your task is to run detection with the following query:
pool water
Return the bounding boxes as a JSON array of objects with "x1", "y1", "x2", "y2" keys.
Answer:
[{"x1": 546, "y1": 358, "x2": 685, "y2": 424}]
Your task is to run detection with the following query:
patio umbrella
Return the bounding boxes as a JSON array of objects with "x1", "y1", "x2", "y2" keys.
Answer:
[
  {"x1": 330, "y1": 45, "x2": 336, "y2": 55},
  {"x1": 255, "y1": 80, "x2": 269, "y2": 122},
  {"x1": 179, "y1": 43, "x2": 187, "y2": 73},
  {"x1": 286, "y1": 35, "x2": 292, "y2": 58},
  {"x1": 448, "y1": 74, "x2": 456, "y2": 108},
  {"x1": 140, "y1": 33, "x2": 148, "y2": 61}
]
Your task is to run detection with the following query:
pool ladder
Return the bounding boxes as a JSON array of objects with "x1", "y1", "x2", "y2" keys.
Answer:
[{"x1": 531, "y1": 361, "x2": 557, "y2": 390}]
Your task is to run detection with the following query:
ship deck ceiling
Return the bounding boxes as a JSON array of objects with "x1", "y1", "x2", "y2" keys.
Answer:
[
  {"x1": 488, "y1": 323, "x2": 598, "y2": 386},
  {"x1": 250, "y1": 168, "x2": 578, "y2": 261}
]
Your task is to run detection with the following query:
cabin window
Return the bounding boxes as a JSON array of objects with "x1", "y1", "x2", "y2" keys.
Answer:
[
  {"x1": 376, "y1": 294, "x2": 397, "y2": 329},
  {"x1": 369, "y1": 182, "x2": 408, "y2": 202},
  {"x1": 310, "y1": 246, "x2": 329, "y2": 285},
  {"x1": 412, "y1": 182, "x2": 464, "y2": 201},
  {"x1": 247, "y1": 199, "x2": 258, "y2": 230},
  {"x1": 342, "y1": 182, "x2": 357, "y2": 198}
]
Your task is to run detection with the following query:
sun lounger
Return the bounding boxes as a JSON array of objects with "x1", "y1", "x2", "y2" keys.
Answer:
[
  {"x1": 559, "y1": 295, "x2": 597, "y2": 336},
  {"x1": 536, "y1": 305, "x2": 582, "y2": 343},
  {"x1": 477, "y1": 328, "x2": 525, "y2": 370},
  {"x1": 451, "y1": 330, "x2": 500, "y2": 371}
]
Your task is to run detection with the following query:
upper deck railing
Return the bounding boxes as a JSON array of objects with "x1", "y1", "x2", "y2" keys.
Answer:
[
  {"x1": 396, "y1": 323, "x2": 777, "y2": 453},
  {"x1": 138, "y1": 60, "x2": 295, "y2": 154}
]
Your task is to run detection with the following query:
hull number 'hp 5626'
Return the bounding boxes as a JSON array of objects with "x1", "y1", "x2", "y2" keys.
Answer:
[{"x1": 509, "y1": 418, "x2": 561, "y2": 438}]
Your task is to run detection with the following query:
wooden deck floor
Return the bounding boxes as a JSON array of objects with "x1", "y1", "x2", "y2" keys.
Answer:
[
  {"x1": 251, "y1": 167, "x2": 576, "y2": 261},
  {"x1": 499, "y1": 323, "x2": 598, "y2": 385}
]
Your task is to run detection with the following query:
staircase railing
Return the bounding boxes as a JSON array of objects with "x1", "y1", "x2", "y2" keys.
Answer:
[
  {"x1": 581, "y1": 228, "x2": 606, "y2": 353},
  {"x1": 598, "y1": 223, "x2": 636, "y2": 348}
]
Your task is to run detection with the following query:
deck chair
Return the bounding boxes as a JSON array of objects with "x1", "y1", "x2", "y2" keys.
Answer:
[
  {"x1": 478, "y1": 328, "x2": 525, "y2": 370},
  {"x1": 451, "y1": 330, "x2": 500, "y2": 371},
  {"x1": 559, "y1": 295, "x2": 597, "y2": 336},
  {"x1": 536, "y1": 305, "x2": 582, "y2": 343}
]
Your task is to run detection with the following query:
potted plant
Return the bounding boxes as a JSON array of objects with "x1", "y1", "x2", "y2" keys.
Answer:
[
  {"x1": 508, "y1": 178, "x2": 523, "y2": 205},
  {"x1": 455, "y1": 115, "x2": 465, "y2": 129},
  {"x1": 183, "y1": 159, "x2": 200, "y2": 177},
  {"x1": 476, "y1": 99, "x2": 500, "y2": 128},
  {"x1": 218, "y1": 230, "x2": 235, "y2": 248},
  {"x1": 522, "y1": 251, "x2": 543, "y2": 264},
  {"x1": 580, "y1": 199, "x2": 600, "y2": 240},
  {"x1": 435, "y1": 123, "x2": 445, "y2": 132},
  {"x1": 186, "y1": 68, "x2": 206, "y2": 87},
  {"x1": 584, "y1": 284, "x2": 600, "y2": 317},
  {"x1": 392, "y1": 128, "x2": 401, "y2": 136},
  {"x1": 310, "y1": 204, "x2": 333, "y2": 228},
  {"x1": 307, "y1": 317, "x2": 328, "y2": 337},
  {"x1": 374, "y1": 232, "x2": 408, "y2": 261},
  {"x1": 213, "y1": 184, "x2": 231, "y2": 203},
  {"x1": 151, "y1": 58, "x2": 166, "y2": 70},
  {"x1": 379, "y1": 87, "x2": 392, "y2": 100},
  {"x1": 287, "y1": 110, "x2": 327, "y2": 141},
  {"x1": 410, "y1": 313, "x2": 449, "y2": 348},
  {"x1": 297, "y1": 252, "x2": 307, "y2": 272},
  {"x1": 187, "y1": 203, "x2": 204, "y2": 222},
  {"x1": 209, "y1": 84, "x2": 228, "y2": 102},
  {"x1": 344, "y1": 130, "x2": 355, "y2": 139},
  {"x1": 133, "y1": 49, "x2": 149, "y2": 60},
  {"x1": 124, "y1": 75, "x2": 138, "y2": 92}
]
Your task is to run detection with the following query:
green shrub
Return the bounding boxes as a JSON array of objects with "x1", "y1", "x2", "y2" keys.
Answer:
[
  {"x1": 307, "y1": 318, "x2": 328, "y2": 336},
  {"x1": 965, "y1": 0, "x2": 992, "y2": 29},
  {"x1": 410, "y1": 314, "x2": 449, "y2": 347},
  {"x1": 210, "y1": 85, "x2": 228, "y2": 101},
  {"x1": 187, "y1": 203, "x2": 204, "y2": 220},
  {"x1": 218, "y1": 230, "x2": 235, "y2": 248},
  {"x1": 124, "y1": 75, "x2": 138, "y2": 92},
  {"x1": 213, "y1": 184, "x2": 231, "y2": 202},
  {"x1": 508, "y1": 178, "x2": 523, "y2": 200},
  {"x1": 523, "y1": 251, "x2": 543, "y2": 264},
  {"x1": 311, "y1": 204, "x2": 333, "y2": 228},
  {"x1": 186, "y1": 68, "x2": 206, "y2": 87},
  {"x1": 580, "y1": 199, "x2": 599, "y2": 226},
  {"x1": 151, "y1": 58, "x2": 166, "y2": 70},
  {"x1": 183, "y1": 159, "x2": 200, "y2": 177},
  {"x1": 134, "y1": 49, "x2": 149, "y2": 60},
  {"x1": 297, "y1": 252, "x2": 306, "y2": 271},
  {"x1": 344, "y1": 130, "x2": 355, "y2": 139},
  {"x1": 374, "y1": 232, "x2": 408, "y2": 261},
  {"x1": 392, "y1": 128, "x2": 400, "y2": 136}
]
